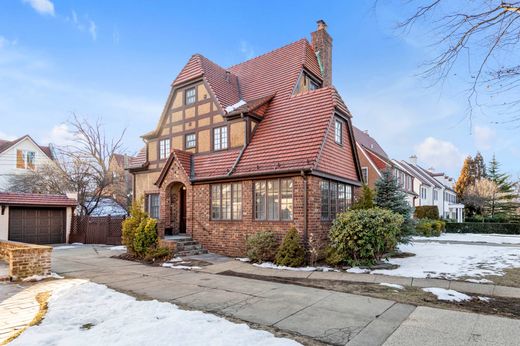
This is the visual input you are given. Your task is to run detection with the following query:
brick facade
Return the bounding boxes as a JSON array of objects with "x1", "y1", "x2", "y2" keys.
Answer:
[{"x1": 0, "y1": 241, "x2": 52, "y2": 280}]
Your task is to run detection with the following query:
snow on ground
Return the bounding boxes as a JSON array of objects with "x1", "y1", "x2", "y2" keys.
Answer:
[
  {"x1": 413, "y1": 233, "x2": 520, "y2": 245},
  {"x1": 346, "y1": 267, "x2": 371, "y2": 274},
  {"x1": 108, "y1": 245, "x2": 126, "y2": 251},
  {"x1": 379, "y1": 283, "x2": 404, "y2": 290},
  {"x1": 422, "y1": 288, "x2": 471, "y2": 302},
  {"x1": 11, "y1": 281, "x2": 299, "y2": 346},
  {"x1": 162, "y1": 263, "x2": 202, "y2": 270},
  {"x1": 22, "y1": 272, "x2": 63, "y2": 282},
  {"x1": 253, "y1": 262, "x2": 317, "y2": 272},
  {"x1": 371, "y1": 242, "x2": 520, "y2": 280},
  {"x1": 236, "y1": 257, "x2": 251, "y2": 262}
]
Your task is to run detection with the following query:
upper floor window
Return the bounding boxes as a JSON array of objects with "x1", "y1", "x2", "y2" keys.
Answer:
[
  {"x1": 254, "y1": 179, "x2": 293, "y2": 221},
  {"x1": 146, "y1": 194, "x2": 160, "y2": 219},
  {"x1": 294, "y1": 72, "x2": 321, "y2": 94},
  {"x1": 185, "y1": 133, "x2": 196, "y2": 149},
  {"x1": 334, "y1": 120, "x2": 343, "y2": 145},
  {"x1": 185, "y1": 87, "x2": 196, "y2": 105},
  {"x1": 159, "y1": 139, "x2": 170, "y2": 159},
  {"x1": 16, "y1": 150, "x2": 35, "y2": 170},
  {"x1": 433, "y1": 190, "x2": 438, "y2": 201},
  {"x1": 213, "y1": 126, "x2": 228, "y2": 151},
  {"x1": 211, "y1": 183, "x2": 242, "y2": 220},
  {"x1": 361, "y1": 167, "x2": 369, "y2": 184},
  {"x1": 421, "y1": 187, "x2": 427, "y2": 199},
  {"x1": 321, "y1": 180, "x2": 353, "y2": 221}
]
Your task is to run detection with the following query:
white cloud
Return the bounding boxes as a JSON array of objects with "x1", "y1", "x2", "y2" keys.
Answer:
[
  {"x1": 22, "y1": 0, "x2": 55, "y2": 16},
  {"x1": 88, "y1": 20, "x2": 97, "y2": 41},
  {"x1": 240, "y1": 40, "x2": 256, "y2": 60},
  {"x1": 415, "y1": 137, "x2": 466, "y2": 172},
  {"x1": 43, "y1": 124, "x2": 77, "y2": 146},
  {"x1": 0, "y1": 36, "x2": 17, "y2": 49},
  {"x1": 473, "y1": 125, "x2": 496, "y2": 150}
]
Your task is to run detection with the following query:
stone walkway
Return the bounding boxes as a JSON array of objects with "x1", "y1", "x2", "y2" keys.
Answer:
[
  {"x1": 49, "y1": 246, "x2": 520, "y2": 345},
  {"x1": 199, "y1": 259, "x2": 520, "y2": 299},
  {"x1": 0, "y1": 279, "x2": 82, "y2": 343}
]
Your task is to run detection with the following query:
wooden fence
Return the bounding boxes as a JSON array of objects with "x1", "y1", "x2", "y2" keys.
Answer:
[{"x1": 69, "y1": 215, "x2": 125, "y2": 245}]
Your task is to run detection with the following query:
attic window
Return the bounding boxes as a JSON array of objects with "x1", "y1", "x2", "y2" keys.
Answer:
[
  {"x1": 185, "y1": 87, "x2": 196, "y2": 105},
  {"x1": 334, "y1": 119, "x2": 343, "y2": 145},
  {"x1": 294, "y1": 71, "x2": 321, "y2": 94}
]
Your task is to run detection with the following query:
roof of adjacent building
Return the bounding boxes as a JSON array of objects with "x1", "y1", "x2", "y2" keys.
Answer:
[
  {"x1": 353, "y1": 127, "x2": 388, "y2": 159},
  {"x1": 0, "y1": 192, "x2": 77, "y2": 207},
  {"x1": 136, "y1": 35, "x2": 361, "y2": 183},
  {"x1": 0, "y1": 135, "x2": 54, "y2": 159}
]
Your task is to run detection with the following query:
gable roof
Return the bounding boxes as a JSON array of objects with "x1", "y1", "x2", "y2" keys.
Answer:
[
  {"x1": 353, "y1": 127, "x2": 388, "y2": 159},
  {"x1": 0, "y1": 192, "x2": 76, "y2": 207},
  {"x1": 0, "y1": 135, "x2": 54, "y2": 160}
]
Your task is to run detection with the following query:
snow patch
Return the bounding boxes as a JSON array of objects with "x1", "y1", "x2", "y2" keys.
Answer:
[
  {"x1": 109, "y1": 246, "x2": 126, "y2": 251},
  {"x1": 225, "y1": 99, "x2": 247, "y2": 113},
  {"x1": 465, "y1": 278, "x2": 494, "y2": 284},
  {"x1": 22, "y1": 272, "x2": 64, "y2": 282},
  {"x1": 413, "y1": 233, "x2": 520, "y2": 245},
  {"x1": 478, "y1": 296, "x2": 492, "y2": 302},
  {"x1": 253, "y1": 262, "x2": 317, "y2": 272},
  {"x1": 53, "y1": 246, "x2": 78, "y2": 250},
  {"x1": 379, "y1": 283, "x2": 404, "y2": 290},
  {"x1": 10, "y1": 281, "x2": 299, "y2": 346},
  {"x1": 236, "y1": 257, "x2": 251, "y2": 262},
  {"x1": 346, "y1": 267, "x2": 371, "y2": 274},
  {"x1": 422, "y1": 287, "x2": 471, "y2": 302}
]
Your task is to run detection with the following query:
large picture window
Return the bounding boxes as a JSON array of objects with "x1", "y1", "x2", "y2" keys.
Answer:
[
  {"x1": 146, "y1": 194, "x2": 160, "y2": 219},
  {"x1": 255, "y1": 179, "x2": 293, "y2": 221},
  {"x1": 320, "y1": 180, "x2": 353, "y2": 220},
  {"x1": 211, "y1": 183, "x2": 242, "y2": 220}
]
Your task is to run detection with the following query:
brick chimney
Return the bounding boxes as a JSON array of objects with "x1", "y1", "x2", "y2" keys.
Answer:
[{"x1": 311, "y1": 19, "x2": 333, "y2": 86}]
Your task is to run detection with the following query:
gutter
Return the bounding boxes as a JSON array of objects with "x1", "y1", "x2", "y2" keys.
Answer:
[{"x1": 191, "y1": 168, "x2": 312, "y2": 184}]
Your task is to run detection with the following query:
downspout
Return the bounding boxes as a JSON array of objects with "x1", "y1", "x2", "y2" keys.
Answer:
[{"x1": 301, "y1": 170, "x2": 308, "y2": 250}]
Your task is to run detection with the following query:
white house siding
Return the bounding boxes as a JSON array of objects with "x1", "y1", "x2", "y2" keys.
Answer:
[{"x1": 0, "y1": 137, "x2": 56, "y2": 191}]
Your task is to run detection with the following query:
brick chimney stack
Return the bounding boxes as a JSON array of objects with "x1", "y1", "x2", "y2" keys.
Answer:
[{"x1": 311, "y1": 19, "x2": 333, "y2": 86}]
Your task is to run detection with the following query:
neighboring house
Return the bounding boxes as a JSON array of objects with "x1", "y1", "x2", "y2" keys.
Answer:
[
  {"x1": 353, "y1": 127, "x2": 416, "y2": 205},
  {"x1": 128, "y1": 20, "x2": 363, "y2": 256},
  {"x1": 399, "y1": 156, "x2": 464, "y2": 222},
  {"x1": 0, "y1": 135, "x2": 57, "y2": 191},
  {"x1": 84, "y1": 197, "x2": 128, "y2": 217},
  {"x1": 105, "y1": 154, "x2": 134, "y2": 209},
  {"x1": 0, "y1": 192, "x2": 77, "y2": 244}
]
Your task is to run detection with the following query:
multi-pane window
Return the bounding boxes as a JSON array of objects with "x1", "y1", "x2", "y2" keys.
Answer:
[
  {"x1": 185, "y1": 133, "x2": 196, "y2": 149},
  {"x1": 211, "y1": 183, "x2": 241, "y2": 220},
  {"x1": 361, "y1": 167, "x2": 368, "y2": 184},
  {"x1": 334, "y1": 120, "x2": 343, "y2": 144},
  {"x1": 185, "y1": 87, "x2": 196, "y2": 105},
  {"x1": 213, "y1": 126, "x2": 228, "y2": 151},
  {"x1": 159, "y1": 139, "x2": 170, "y2": 159},
  {"x1": 146, "y1": 194, "x2": 160, "y2": 219},
  {"x1": 321, "y1": 180, "x2": 353, "y2": 220},
  {"x1": 421, "y1": 187, "x2": 427, "y2": 199},
  {"x1": 433, "y1": 190, "x2": 438, "y2": 201},
  {"x1": 16, "y1": 150, "x2": 35, "y2": 170},
  {"x1": 255, "y1": 179, "x2": 293, "y2": 221}
]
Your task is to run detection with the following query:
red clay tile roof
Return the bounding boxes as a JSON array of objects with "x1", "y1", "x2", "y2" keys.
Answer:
[
  {"x1": 193, "y1": 149, "x2": 242, "y2": 179},
  {"x1": 0, "y1": 192, "x2": 77, "y2": 207},
  {"x1": 353, "y1": 127, "x2": 388, "y2": 159},
  {"x1": 365, "y1": 149, "x2": 389, "y2": 171},
  {"x1": 225, "y1": 94, "x2": 275, "y2": 117},
  {"x1": 155, "y1": 149, "x2": 193, "y2": 187},
  {"x1": 128, "y1": 147, "x2": 147, "y2": 169}
]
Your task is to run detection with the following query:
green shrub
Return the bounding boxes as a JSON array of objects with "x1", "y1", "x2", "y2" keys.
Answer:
[
  {"x1": 133, "y1": 218, "x2": 158, "y2": 256},
  {"x1": 144, "y1": 246, "x2": 171, "y2": 263},
  {"x1": 122, "y1": 200, "x2": 148, "y2": 255},
  {"x1": 325, "y1": 246, "x2": 344, "y2": 266},
  {"x1": 415, "y1": 219, "x2": 445, "y2": 237},
  {"x1": 414, "y1": 206, "x2": 440, "y2": 220},
  {"x1": 445, "y1": 222, "x2": 520, "y2": 234},
  {"x1": 274, "y1": 227, "x2": 305, "y2": 267},
  {"x1": 246, "y1": 231, "x2": 278, "y2": 263},
  {"x1": 351, "y1": 184, "x2": 374, "y2": 210},
  {"x1": 328, "y1": 208, "x2": 404, "y2": 266}
]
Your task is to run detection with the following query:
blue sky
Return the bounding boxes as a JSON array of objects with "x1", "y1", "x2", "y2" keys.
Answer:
[{"x1": 1, "y1": 0, "x2": 518, "y2": 178}]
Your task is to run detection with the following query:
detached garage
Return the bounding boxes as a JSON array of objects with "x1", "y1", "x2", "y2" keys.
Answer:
[{"x1": 0, "y1": 192, "x2": 77, "y2": 244}]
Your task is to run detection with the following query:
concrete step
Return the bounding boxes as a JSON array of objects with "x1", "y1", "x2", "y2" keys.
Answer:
[
  {"x1": 176, "y1": 249, "x2": 208, "y2": 257},
  {"x1": 177, "y1": 244, "x2": 202, "y2": 251}
]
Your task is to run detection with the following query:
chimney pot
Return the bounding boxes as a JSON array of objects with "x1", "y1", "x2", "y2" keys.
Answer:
[{"x1": 317, "y1": 19, "x2": 327, "y2": 30}]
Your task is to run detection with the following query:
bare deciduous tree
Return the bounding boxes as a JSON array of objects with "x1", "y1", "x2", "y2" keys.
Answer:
[
  {"x1": 396, "y1": 1, "x2": 520, "y2": 124},
  {"x1": 6, "y1": 163, "x2": 71, "y2": 194}
]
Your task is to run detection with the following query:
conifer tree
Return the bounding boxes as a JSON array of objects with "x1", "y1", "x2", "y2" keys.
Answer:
[
  {"x1": 351, "y1": 184, "x2": 374, "y2": 210},
  {"x1": 487, "y1": 155, "x2": 519, "y2": 220},
  {"x1": 473, "y1": 152, "x2": 487, "y2": 180}
]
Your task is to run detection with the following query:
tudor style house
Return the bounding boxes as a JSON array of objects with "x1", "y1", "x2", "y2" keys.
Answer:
[
  {"x1": 354, "y1": 127, "x2": 417, "y2": 206},
  {"x1": 128, "y1": 21, "x2": 362, "y2": 256},
  {"x1": 0, "y1": 135, "x2": 57, "y2": 191}
]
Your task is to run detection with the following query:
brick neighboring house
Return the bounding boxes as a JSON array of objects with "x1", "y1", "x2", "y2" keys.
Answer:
[
  {"x1": 128, "y1": 20, "x2": 362, "y2": 256},
  {"x1": 105, "y1": 154, "x2": 134, "y2": 209},
  {"x1": 354, "y1": 127, "x2": 417, "y2": 206}
]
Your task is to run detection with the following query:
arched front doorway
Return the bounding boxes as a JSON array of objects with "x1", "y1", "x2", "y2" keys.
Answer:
[{"x1": 165, "y1": 182, "x2": 187, "y2": 236}]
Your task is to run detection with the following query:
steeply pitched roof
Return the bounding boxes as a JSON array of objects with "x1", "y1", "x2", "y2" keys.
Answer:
[
  {"x1": 0, "y1": 192, "x2": 77, "y2": 207},
  {"x1": 353, "y1": 127, "x2": 388, "y2": 159},
  {"x1": 0, "y1": 135, "x2": 54, "y2": 160},
  {"x1": 127, "y1": 147, "x2": 147, "y2": 170}
]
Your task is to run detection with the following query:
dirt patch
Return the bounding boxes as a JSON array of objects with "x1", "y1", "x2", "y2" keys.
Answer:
[
  {"x1": 220, "y1": 271, "x2": 520, "y2": 320},
  {"x1": 482, "y1": 268, "x2": 520, "y2": 288},
  {"x1": 112, "y1": 253, "x2": 212, "y2": 268}
]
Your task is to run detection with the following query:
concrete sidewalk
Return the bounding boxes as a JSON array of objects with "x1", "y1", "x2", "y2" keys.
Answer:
[
  {"x1": 200, "y1": 259, "x2": 520, "y2": 299},
  {"x1": 51, "y1": 246, "x2": 520, "y2": 345}
]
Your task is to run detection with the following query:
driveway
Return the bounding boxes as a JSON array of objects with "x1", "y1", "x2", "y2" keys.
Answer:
[{"x1": 51, "y1": 246, "x2": 520, "y2": 345}]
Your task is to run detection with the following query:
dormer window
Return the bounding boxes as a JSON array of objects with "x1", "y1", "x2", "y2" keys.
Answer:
[
  {"x1": 334, "y1": 119, "x2": 343, "y2": 145},
  {"x1": 185, "y1": 87, "x2": 196, "y2": 105},
  {"x1": 294, "y1": 71, "x2": 321, "y2": 94}
]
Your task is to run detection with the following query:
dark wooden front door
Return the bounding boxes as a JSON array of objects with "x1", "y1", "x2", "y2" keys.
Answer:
[
  {"x1": 179, "y1": 188, "x2": 186, "y2": 233},
  {"x1": 9, "y1": 207, "x2": 66, "y2": 244}
]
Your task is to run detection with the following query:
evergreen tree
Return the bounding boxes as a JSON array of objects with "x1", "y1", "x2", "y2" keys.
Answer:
[
  {"x1": 473, "y1": 152, "x2": 487, "y2": 180},
  {"x1": 351, "y1": 184, "x2": 374, "y2": 210},
  {"x1": 487, "y1": 155, "x2": 519, "y2": 220},
  {"x1": 455, "y1": 156, "x2": 473, "y2": 200},
  {"x1": 374, "y1": 169, "x2": 413, "y2": 242}
]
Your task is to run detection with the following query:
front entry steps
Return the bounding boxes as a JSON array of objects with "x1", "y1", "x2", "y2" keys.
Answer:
[{"x1": 160, "y1": 235, "x2": 208, "y2": 256}]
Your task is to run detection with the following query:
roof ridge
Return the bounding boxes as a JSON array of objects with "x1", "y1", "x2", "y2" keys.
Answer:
[{"x1": 227, "y1": 38, "x2": 308, "y2": 70}]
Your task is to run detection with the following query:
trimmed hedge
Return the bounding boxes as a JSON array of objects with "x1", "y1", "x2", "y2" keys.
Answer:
[
  {"x1": 415, "y1": 219, "x2": 446, "y2": 237},
  {"x1": 414, "y1": 206, "x2": 439, "y2": 220},
  {"x1": 446, "y1": 222, "x2": 520, "y2": 234}
]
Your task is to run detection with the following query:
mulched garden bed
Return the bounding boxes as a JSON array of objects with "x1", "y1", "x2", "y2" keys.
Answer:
[
  {"x1": 220, "y1": 270, "x2": 520, "y2": 320},
  {"x1": 112, "y1": 253, "x2": 212, "y2": 268}
]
